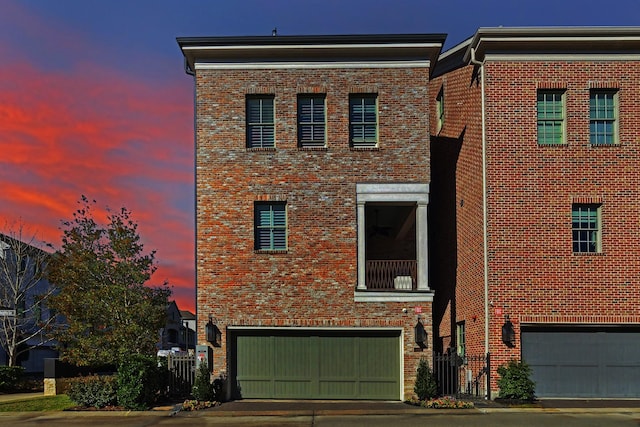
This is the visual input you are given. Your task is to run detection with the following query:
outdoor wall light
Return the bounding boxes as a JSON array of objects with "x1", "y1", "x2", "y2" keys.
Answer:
[
  {"x1": 415, "y1": 317, "x2": 427, "y2": 348},
  {"x1": 501, "y1": 315, "x2": 515, "y2": 347},
  {"x1": 206, "y1": 317, "x2": 222, "y2": 347}
]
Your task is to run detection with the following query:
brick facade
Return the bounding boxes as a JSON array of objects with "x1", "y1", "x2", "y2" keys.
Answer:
[
  {"x1": 430, "y1": 29, "x2": 640, "y2": 396},
  {"x1": 180, "y1": 35, "x2": 445, "y2": 400}
]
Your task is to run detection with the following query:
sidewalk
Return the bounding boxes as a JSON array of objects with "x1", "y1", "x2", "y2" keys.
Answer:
[{"x1": 0, "y1": 392, "x2": 44, "y2": 403}]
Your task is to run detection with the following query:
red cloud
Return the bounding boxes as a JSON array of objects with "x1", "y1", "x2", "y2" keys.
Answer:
[{"x1": 0, "y1": 29, "x2": 196, "y2": 312}]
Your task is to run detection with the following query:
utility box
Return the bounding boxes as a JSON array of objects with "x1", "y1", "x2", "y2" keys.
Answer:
[{"x1": 195, "y1": 345, "x2": 212, "y2": 371}]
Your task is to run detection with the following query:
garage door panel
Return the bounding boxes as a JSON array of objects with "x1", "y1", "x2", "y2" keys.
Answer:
[
  {"x1": 522, "y1": 328, "x2": 640, "y2": 398},
  {"x1": 234, "y1": 330, "x2": 400, "y2": 400},
  {"x1": 319, "y1": 336, "x2": 356, "y2": 378}
]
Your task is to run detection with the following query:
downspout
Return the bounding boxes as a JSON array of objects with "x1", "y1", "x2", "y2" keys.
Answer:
[{"x1": 469, "y1": 47, "x2": 489, "y2": 357}]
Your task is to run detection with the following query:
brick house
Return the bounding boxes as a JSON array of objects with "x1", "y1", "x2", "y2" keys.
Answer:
[
  {"x1": 429, "y1": 27, "x2": 640, "y2": 398},
  {"x1": 178, "y1": 34, "x2": 445, "y2": 400}
]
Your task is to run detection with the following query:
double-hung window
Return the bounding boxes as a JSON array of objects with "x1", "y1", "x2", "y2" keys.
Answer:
[
  {"x1": 537, "y1": 90, "x2": 565, "y2": 145},
  {"x1": 255, "y1": 202, "x2": 287, "y2": 251},
  {"x1": 456, "y1": 321, "x2": 466, "y2": 357},
  {"x1": 572, "y1": 204, "x2": 601, "y2": 253},
  {"x1": 436, "y1": 87, "x2": 444, "y2": 133},
  {"x1": 590, "y1": 90, "x2": 617, "y2": 145},
  {"x1": 247, "y1": 95, "x2": 275, "y2": 148},
  {"x1": 298, "y1": 95, "x2": 326, "y2": 148},
  {"x1": 349, "y1": 94, "x2": 378, "y2": 147}
]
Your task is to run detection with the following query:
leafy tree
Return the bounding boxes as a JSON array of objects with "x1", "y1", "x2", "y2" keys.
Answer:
[
  {"x1": 48, "y1": 196, "x2": 171, "y2": 366},
  {"x1": 0, "y1": 222, "x2": 57, "y2": 367}
]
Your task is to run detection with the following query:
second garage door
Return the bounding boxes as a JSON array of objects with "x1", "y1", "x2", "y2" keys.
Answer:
[
  {"x1": 521, "y1": 326, "x2": 640, "y2": 398},
  {"x1": 231, "y1": 329, "x2": 401, "y2": 400}
]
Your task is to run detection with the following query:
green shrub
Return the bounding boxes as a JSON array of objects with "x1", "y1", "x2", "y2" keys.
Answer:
[
  {"x1": 414, "y1": 357, "x2": 438, "y2": 400},
  {"x1": 67, "y1": 375, "x2": 117, "y2": 408},
  {"x1": 497, "y1": 359, "x2": 536, "y2": 401},
  {"x1": 0, "y1": 366, "x2": 24, "y2": 392},
  {"x1": 116, "y1": 354, "x2": 169, "y2": 410},
  {"x1": 191, "y1": 361, "x2": 215, "y2": 401}
]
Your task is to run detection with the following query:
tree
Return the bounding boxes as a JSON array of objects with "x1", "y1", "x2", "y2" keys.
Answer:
[
  {"x1": 48, "y1": 196, "x2": 171, "y2": 367},
  {"x1": 0, "y1": 222, "x2": 57, "y2": 367}
]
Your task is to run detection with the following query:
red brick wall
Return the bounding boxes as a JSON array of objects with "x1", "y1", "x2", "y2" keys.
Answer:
[
  {"x1": 195, "y1": 65, "x2": 432, "y2": 398},
  {"x1": 484, "y1": 59, "x2": 640, "y2": 376},
  {"x1": 432, "y1": 58, "x2": 640, "y2": 394}
]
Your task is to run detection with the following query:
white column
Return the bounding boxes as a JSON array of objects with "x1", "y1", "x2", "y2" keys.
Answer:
[
  {"x1": 357, "y1": 200, "x2": 367, "y2": 290},
  {"x1": 416, "y1": 201, "x2": 429, "y2": 290}
]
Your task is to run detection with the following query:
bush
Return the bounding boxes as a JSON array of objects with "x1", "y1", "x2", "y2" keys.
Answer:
[
  {"x1": 191, "y1": 361, "x2": 215, "y2": 401},
  {"x1": 414, "y1": 357, "x2": 438, "y2": 400},
  {"x1": 0, "y1": 366, "x2": 24, "y2": 392},
  {"x1": 116, "y1": 354, "x2": 169, "y2": 410},
  {"x1": 67, "y1": 375, "x2": 117, "y2": 408},
  {"x1": 497, "y1": 359, "x2": 536, "y2": 401}
]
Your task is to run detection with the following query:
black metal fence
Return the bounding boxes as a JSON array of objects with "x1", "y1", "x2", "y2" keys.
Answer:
[
  {"x1": 432, "y1": 351, "x2": 490, "y2": 400},
  {"x1": 166, "y1": 353, "x2": 196, "y2": 398}
]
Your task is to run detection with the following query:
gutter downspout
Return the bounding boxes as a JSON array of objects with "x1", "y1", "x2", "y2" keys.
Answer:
[{"x1": 470, "y1": 47, "x2": 489, "y2": 358}]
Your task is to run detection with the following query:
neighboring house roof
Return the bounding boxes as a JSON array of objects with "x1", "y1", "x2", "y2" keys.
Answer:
[
  {"x1": 434, "y1": 26, "x2": 640, "y2": 75},
  {"x1": 179, "y1": 310, "x2": 195, "y2": 320}
]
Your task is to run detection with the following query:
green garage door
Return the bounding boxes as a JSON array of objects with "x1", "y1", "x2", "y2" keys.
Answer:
[
  {"x1": 522, "y1": 327, "x2": 640, "y2": 398},
  {"x1": 232, "y1": 329, "x2": 400, "y2": 400}
]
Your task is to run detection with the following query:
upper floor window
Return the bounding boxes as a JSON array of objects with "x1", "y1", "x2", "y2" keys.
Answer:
[
  {"x1": 247, "y1": 95, "x2": 275, "y2": 148},
  {"x1": 349, "y1": 94, "x2": 378, "y2": 148},
  {"x1": 537, "y1": 90, "x2": 565, "y2": 145},
  {"x1": 254, "y1": 202, "x2": 287, "y2": 251},
  {"x1": 298, "y1": 95, "x2": 326, "y2": 148},
  {"x1": 572, "y1": 203, "x2": 601, "y2": 254},
  {"x1": 436, "y1": 87, "x2": 444, "y2": 133},
  {"x1": 590, "y1": 90, "x2": 618, "y2": 145}
]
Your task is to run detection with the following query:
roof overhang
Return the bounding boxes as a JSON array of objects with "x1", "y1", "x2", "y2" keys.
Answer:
[
  {"x1": 463, "y1": 27, "x2": 640, "y2": 63},
  {"x1": 177, "y1": 34, "x2": 446, "y2": 74}
]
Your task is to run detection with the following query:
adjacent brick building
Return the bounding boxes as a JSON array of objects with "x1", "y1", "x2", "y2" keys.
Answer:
[
  {"x1": 430, "y1": 27, "x2": 640, "y2": 398},
  {"x1": 178, "y1": 34, "x2": 445, "y2": 400}
]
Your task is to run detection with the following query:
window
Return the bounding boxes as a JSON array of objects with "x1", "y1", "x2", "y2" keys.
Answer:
[
  {"x1": 349, "y1": 94, "x2": 378, "y2": 147},
  {"x1": 537, "y1": 90, "x2": 565, "y2": 145},
  {"x1": 255, "y1": 202, "x2": 287, "y2": 251},
  {"x1": 247, "y1": 95, "x2": 275, "y2": 148},
  {"x1": 436, "y1": 87, "x2": 444, "y2": 133},
  {"x1": 456, "y1": 321, "x2": 465, "y2": 357},
  {"x1": 298, "y1": 95, "x2": 326, "y2": 148},
  {"x1": 572, "y1": 204, "x2": 601, "y2": 253},
  {"x1": 590, "y1": 90, "x2": 617, "y2": 145}
]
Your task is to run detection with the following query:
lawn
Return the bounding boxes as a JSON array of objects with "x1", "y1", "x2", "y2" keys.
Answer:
[{"x1": 0, "y1": 395, "x2": 75, "y2": 411}]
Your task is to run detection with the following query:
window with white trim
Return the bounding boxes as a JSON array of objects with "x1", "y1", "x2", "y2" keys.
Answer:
[
  {"x1": 436, "y1": 87, "x2": 444, "y2": 133},
  {"x1": 572, "y1": 203, "x2": 601, "y2": 253},
  {"x1": 590, "y1": 90, "x2": 617, "y2": 145},
  {"x1": 456, "y1": 321, "x2": 465, "y2": 357},
  {"x1": 247, "y1": 95, "x2": 275, "y2": 148},
  {"x1": 349, "y1": 94, "x2": 378, "y2": 147},
  {"x1": 298, "y1": 94, "x2": 326, "y2": 148},
  {"x1": 537, "y1": 90, "x2": 565, "y2": 145},
  {"x1": 254, "y1": 202, "x2": 287, "y2": 251}
]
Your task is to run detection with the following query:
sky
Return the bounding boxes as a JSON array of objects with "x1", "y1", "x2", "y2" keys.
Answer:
[{"x1": 1, "y1": 0, "x2": 638, "y2": 313}]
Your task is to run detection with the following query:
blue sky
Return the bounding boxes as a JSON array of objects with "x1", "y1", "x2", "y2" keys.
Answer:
[{"x1": 0, "y1": 0, "x2": 638, "y2": 311}]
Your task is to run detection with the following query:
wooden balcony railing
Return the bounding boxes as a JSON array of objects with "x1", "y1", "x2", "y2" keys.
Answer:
[{"x1": 365, "y1": 260, "x2": 417, "y2": 290}]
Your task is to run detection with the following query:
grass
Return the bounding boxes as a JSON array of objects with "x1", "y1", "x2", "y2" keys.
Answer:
[{"x1": 0, "y1": 394, "x2": 75, "y2": 412}]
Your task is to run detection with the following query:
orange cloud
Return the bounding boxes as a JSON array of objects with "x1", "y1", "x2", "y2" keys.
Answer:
[{"x1": 0, "y1": 21, "x2": 196, "y2": 311}]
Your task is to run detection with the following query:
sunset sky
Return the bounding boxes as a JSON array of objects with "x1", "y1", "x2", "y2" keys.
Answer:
[{"x1": 1, "y1": 0, "x2": 637, "y2": 312}]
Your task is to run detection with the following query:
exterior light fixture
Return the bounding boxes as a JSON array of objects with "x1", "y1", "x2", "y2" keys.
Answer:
[
  {"x1": 206, "y1": 317, "x2": 222, "y2": 347},
  {"x1": 501, "y1": 315, "x2": 515, "y2": 347},
  {"x1": 415, "y1": 317, "x2": 427, "y2": 348}
]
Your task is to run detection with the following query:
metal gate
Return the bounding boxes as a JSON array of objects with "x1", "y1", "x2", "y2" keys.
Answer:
[
  {"x1": 166, "y1": 353, "x2": 196, "y2": 397},
  {"x1": 433, "y1": 351, "x2": 490, "y2": 400}
]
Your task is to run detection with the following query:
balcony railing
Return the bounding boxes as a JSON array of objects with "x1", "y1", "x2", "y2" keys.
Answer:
[{"x1": 365, "y1": 260, "x2": 417, "y2": 290}]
